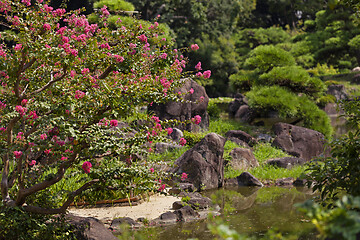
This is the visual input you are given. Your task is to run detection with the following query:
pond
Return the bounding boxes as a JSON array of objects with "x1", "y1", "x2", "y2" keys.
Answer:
[{"x1": 152, "y1": 186, "x2": 318, "y2": 239}]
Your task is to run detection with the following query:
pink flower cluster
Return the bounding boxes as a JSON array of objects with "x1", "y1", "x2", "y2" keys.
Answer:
[
  {"x1": 13, "y1": 151, "x2": 22, "y2": 159},
  {"x1": 15, "y1": 105, "x2": 27, "y2": 116},
  {"x1": 179, "y1": 137, "x2": 187, "y2": 146},
  {"x1": 181, "y1": 172, "x2": 188, "y2": 181},
  {"x1": 195, "y1": 62, "x2": 202, "y2": 71},
  {"x1": 0, "y1": 100, "x2": 6, "y2": 109},
  {"x1": 82, "y1": 161, "x2": 92, "y2": 174},
  {"x1": 110, "y1": 119, "x2": 118, "y2": 127},
  {"x1": 191, "y1": 44, "x2": 199, "y2": 51},
  {"x1": 192, "y1": 115, "x2": 201, "y2": 125},
  {"x1": 166, "y1": 128, "x2": 173, "y2": 135},
  {"x1": 75, "y1": 90, "x2": 85, "y2": 99},
  {"x1": 138, "y1": 34, "x2": 147, "y2": 43},
  {"x1": 196, "y1": 70, "x2": 211, "y2": 79}
]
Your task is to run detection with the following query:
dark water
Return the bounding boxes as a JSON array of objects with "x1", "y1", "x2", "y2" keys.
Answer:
[{"x1": 153, "y1": 187, "x2": 318, "y2": 240}]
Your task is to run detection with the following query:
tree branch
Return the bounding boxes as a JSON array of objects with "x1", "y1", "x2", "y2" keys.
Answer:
[
  {"x1": 29, "y1": 66, "x2": 68, "y2": 96},
  {"x1": 22, "y1": 179, "x2": 99, "y2": 214},
  {"x1": 98, "y1": 66, "x2": 113, "y2": 79},
  {"x1": 21, "y1": 58, "x2": 36, "y2": 72}
]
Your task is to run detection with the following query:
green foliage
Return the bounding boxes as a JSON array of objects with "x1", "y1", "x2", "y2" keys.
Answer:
[
  {"x1": 246, "y1": 86, "x2": 300, "y2": 118},
  {"x1": 308, "y1": 63, "x2": 339, "y2": 76},
  {"x1": 298, "y1": 195, "x2": 360, "y2": 240},
  {"x1": 316, "y1": 94, "x2": 337, "y2": 108},
  {"x1": 258, "y1": 66, "x2": 326, "y2": 97},
  {"x1": 207, "y1": 101, "x2": 221, "y2": 119},
  {"x1": 93, "y1": 0, "x2": 135, "y2": 11},
  {"x1": 182, "y1": 131, "x2": 206, "y2": 148},
  {"x1": 252, "y1": 143, "x2": 290, "y2": 164},
  {"x1": 244, "y1": 45, "x2": 296, "y2": 73},
  {"x1": 246, "y1": 86, "x2": 333, "y2": 138},
  {"x1": 208, "y1": 118, "x2": 253, "y2": 136},
  {"x1": 229, "y1": 70, "x2": 255, "y2": 92},
  {"x1": 0, "y1": 207, "x2": 76, "y2": 240},
  {"x1": 308, "y1": 130, "x2": 360, "y2": 200},
  {"x1": 249, "y1": 164, "x2": 307, "y2": 181}
]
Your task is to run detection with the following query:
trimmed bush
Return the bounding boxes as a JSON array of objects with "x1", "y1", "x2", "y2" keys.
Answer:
[
  {"x1": 259, "y1": 66, "x2": 326, "y2": 97},
  {"x1": 244, "y1": 45, "x2": 296, "y2": 73}
]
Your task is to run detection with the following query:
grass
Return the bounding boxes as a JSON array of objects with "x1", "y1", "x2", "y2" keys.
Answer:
[{"x1": 224, "y1": 142, "x2": 307, "y2": 181}]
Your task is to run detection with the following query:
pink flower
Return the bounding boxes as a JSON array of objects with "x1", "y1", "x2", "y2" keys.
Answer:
[
  {"x1": 0, "y1": 100, "x2": 6, "y2": 109},
  {"x1": 189, "y1": 88, "x2": 194, "y2": 94},
  {"x1": 138, "y1": 34, "x2": 147, "y2": 43},
  {"x1": 196, "y1": 72, "x2": 203, "y2": 77},
  {"x1": 82, "y1": 161, "x2": 92, "y2": 174},
  {"x1": 13, "y1": 151, "x2": 22, "y2": 159},
  {"x1": 81, "y1": 68, "x2": 89, "y2": 75},
  {"x1": 43, "y1": 23, "x2": 51, "y2": 31},
  {"x1": 0, "y1": 127, "x2": 6, "y2": 132},
  {"x1": 151, "y1": 116, "x2": 160, "y2": 123},
  {"x1": 75, "y1": 90, "x2": 85, "y2": 99},
  {"x1": 195, "y1": 62, "x2": 202, "y2": 70},
  {"x1": 179, "y1": 138, "x2": 186, "y2": 146},
  {"x1": 17, "y1": 132, "x2": 24, "y2": 140},
  {"x1": 199, "y1": 96, "x2": 204, "y2": 102},
  {"x1": 160, "y1": 53, "x2": 167, "y2": 59},
  {"x1": 110, "y1": 119, "x2": 118, "y2": 127},
  {"x1": 129, "y1": 43, "x2": 137, "y2": 49},
  {"x1": 44, "y1": 149, "x2": 51, "y2": 155},
  {"x1": 192, "y1": 115, "x2": 201, "y2": 125},
  {"x1": 166, "y1": 128, "x2": 173, "y2": 135},
  {"x1": 40, "y1": 133, "x2": 47, "y2": 140},
  {"x1": 100, "y1": 5, "x2": 110, "y2": 18},
  {"x1": 29, "y1": 160, "x2": 36, "y2": 166},
  {"x1": 61, "y1": 156, "x2": 68, "y2": 161},
  {"x1": 15, "y1": 105, "x2": 26, "y2": 116},
  {"x1": 191, "y1": 44, "x2": 199, "y2": 51},
  {"x1": 21, "y1": 99, "x2": 28, "y2": 106},
  {"x1": 181, "y1": 172, "x2": 188, "y2": 181},
  {"x1": 114, "y1": 55, "x2": 124, "y2": 63},
  {"x1": 158, "y1": 184, "x2": 166, "y2": 191},
  {"x1": 203, "y1": 70, "x2": 211, "y2": 79},
  {"x1": 150, "y1": 168, "x2": 154, "y2": 173},
  {"x1": 14, "y1": 44, "x2": 22, "y2": 51},
  {"x1": 21, "y1": 0, "x2": 31, "y2": 6}
]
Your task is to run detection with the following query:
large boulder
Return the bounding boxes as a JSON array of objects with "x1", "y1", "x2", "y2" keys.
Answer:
[
  {"x1": 225, "y1": 130, "x2": 257, "y2": 147},
  {"x1": 326, "y1": 84, "x2": 347, "y2": 101},
  {"x1": 66, "y1": 214, "x2": 118, "y2": 240},
  {"x1": 171, "y1": 133, "x2": 226, "y2": 190},
  {"x1": 236, "y1": 172, "x2": 263, "y2": 187},
  {"x1": 272, "y1": 123, "x2": 327, "y2": 161},
  {"x1": 229, "y1": 148, "x2": 259, "y2": 170},
  {"x1": 266, "y1": 157, "x2": 306, "y2": 169},
  {"x1": 148, "y1": 78, "x2": 209, "y2": 131}
]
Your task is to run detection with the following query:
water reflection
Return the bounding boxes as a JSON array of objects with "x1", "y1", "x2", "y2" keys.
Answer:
[{"x1": 156, "y1": 187, "x2": 317, "y2": 240}]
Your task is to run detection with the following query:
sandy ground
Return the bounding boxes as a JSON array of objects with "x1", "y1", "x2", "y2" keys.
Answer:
[{"x1": 68, "y1": 194, "x2": 181, "y2": 222}]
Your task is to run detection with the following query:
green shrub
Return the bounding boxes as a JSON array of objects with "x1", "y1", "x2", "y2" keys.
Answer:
[
  {"x1": 93, "y1": 0, "x2": 135, "y2": 11},
  {"x1": 229, "y1": 70, "x2": 255, "y2": 92},
  {"x1": 209, "y1": 119, "x2": 253, "y2": 136},
  {"x1": 0, "y1": 207, "x2": 76, "y2": 240},
  {"x1": 308, "y1": 63, "x2": 339, "y2": 76},
  {"x1": 246, "y1": 86, "x2": 333, "y2": 138},
  {"x1": 182, "y1": 131, "x2": 206, "y2": 148},
  {"x1": 258, "y1": 66, "x2": 326, "y2": 96},
  {"x1": 316, "y1": 94, "x2": 336, "y2": 107},
  {"x1": 244, "y1": 45, "x2": 296, "y2": 73},
  {"x1": 207, "y1": 101, "x2": 222, "y2": 119},
  {"x1": 298, "y1": 96, "x2": 333, "y2": 139},
  {"x1": 246, "y1": 86, "x2": 300, "y2": 118}
]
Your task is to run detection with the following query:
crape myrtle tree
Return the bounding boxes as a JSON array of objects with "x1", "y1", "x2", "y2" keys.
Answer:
[{"x1": 0, "y1": 0, "x2": 204, "y2": 214}]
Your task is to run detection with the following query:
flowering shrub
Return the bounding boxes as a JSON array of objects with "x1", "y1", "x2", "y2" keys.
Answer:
[{"x1": 0, "y1": 0, "x2": 192, "y2": 214}]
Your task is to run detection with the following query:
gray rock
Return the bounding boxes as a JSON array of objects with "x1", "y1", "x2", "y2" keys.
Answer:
[
  {"x1": 168, "y1": 183, "x2": 196, "y2": 194},
  {"x1": 227, "y1": 138, "x2": 250, "y2": 148},
  {"x1": 236, "y1": 172, "x2": 263, "y2": 187},
  {"x1": 155, "y1": 142, "x2": 181, "y2": 154},
  {"x1": 272, "y1": 123, "x2": 328, "y2": 161},
  {"x1": 225, "y1": 130, "x2": 257, "y2": 147},
  {"x1": 110, "y1": 217, "x2": 141, "y2": 228},
  {"x1": 66, "y1": 214, "x2": 118, "y2": 240},
  {"x1": 174, "y1": 206, "x2": 200, "y2": 222},
  {"x1": 172, "y1": 201, "x2": 185, "y2": 210},
  {"x1": 326, "y1": 84, "x2": 348, "y2": 101},
  {"x1": 169, "y1": 128, "x2": 183, "y2": 142},
  {"x1": 229, "y1": 148, "x2": 259, "y2": 170},
  {"x1": 257, "y1": 133, "x2": 272, "y2": 143},
  {"x1": 148, "y1": 79, "x2": 210, "y2": 131},
  {"x1": 275, "y1": 177, "x2": 294, "y2": 186},
  {"x1": 172, "y1": 133, "x2": 226, "y2": 190},
  {"x1": 266, "y1": 157, "x2": 306, "y2": 169},
  {"x1": 158, "y1": 211, "x2": 178, "y2": 224}
]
